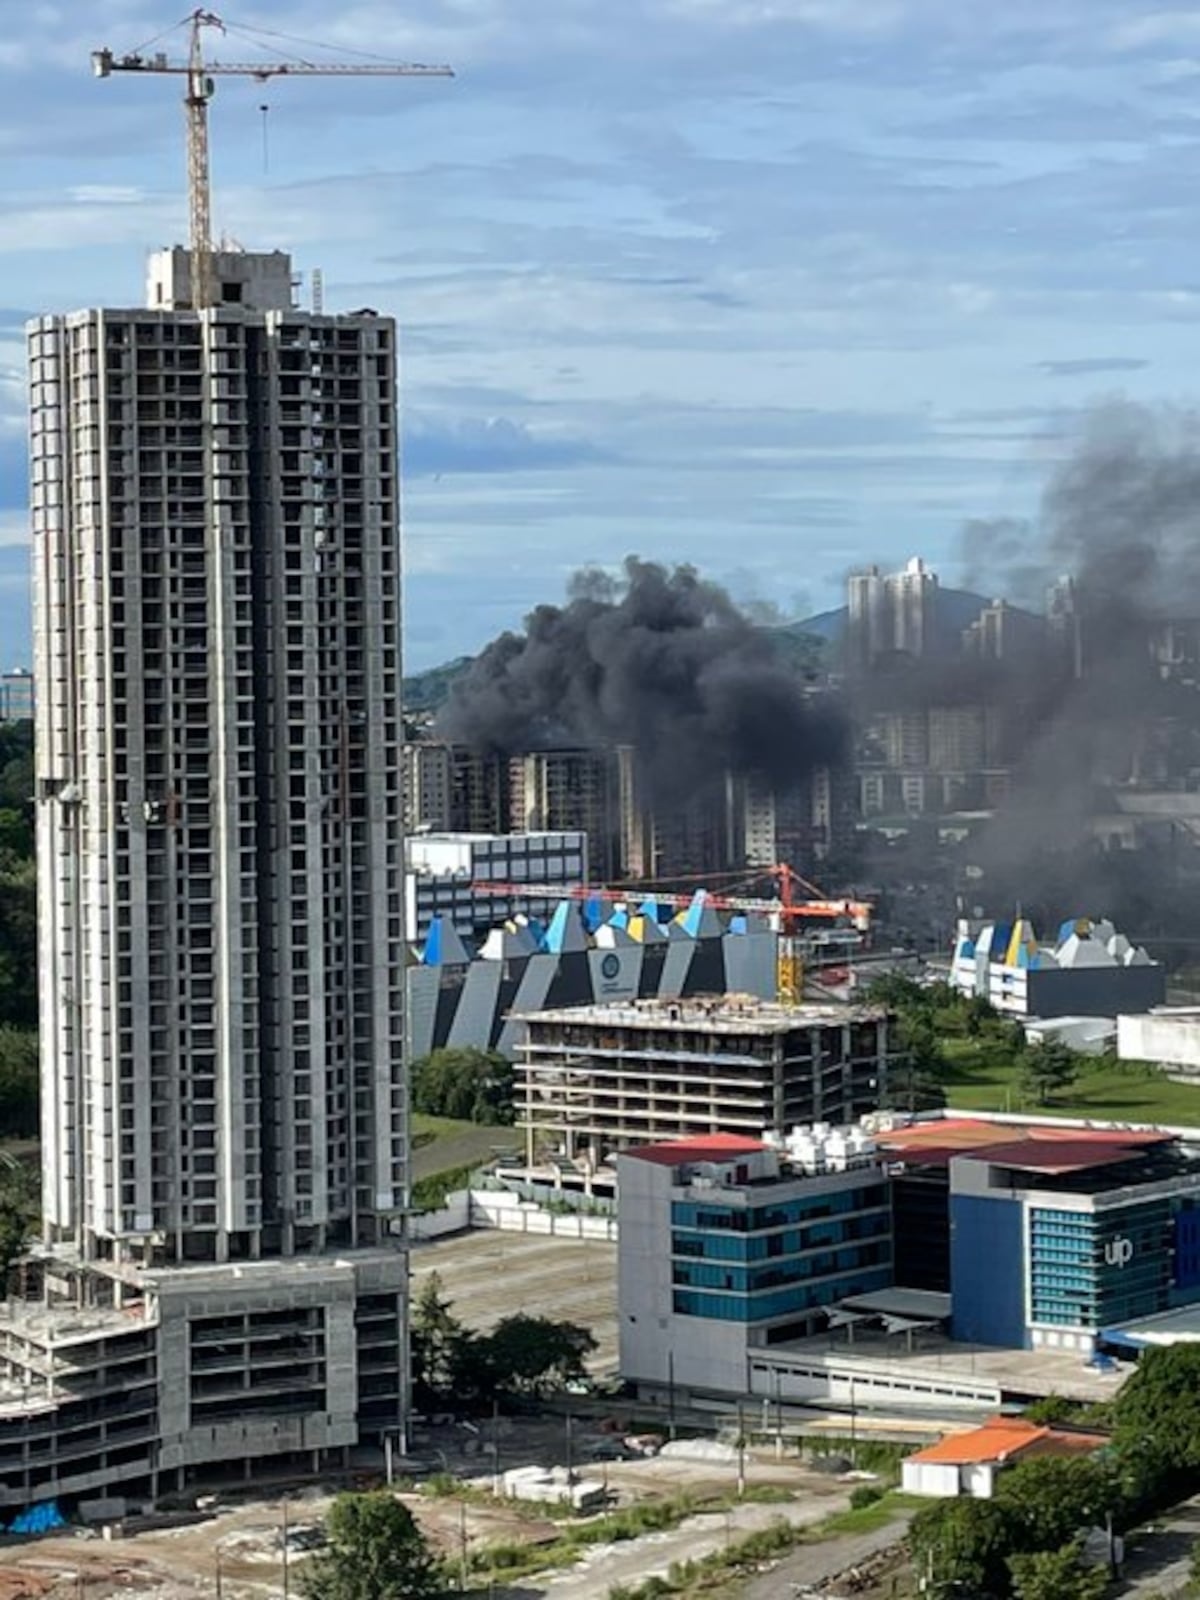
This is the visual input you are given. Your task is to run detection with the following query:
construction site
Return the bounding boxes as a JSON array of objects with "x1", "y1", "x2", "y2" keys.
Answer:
[{"x1": 514, "y1": 995, "x2": 896, "y2": 1167}]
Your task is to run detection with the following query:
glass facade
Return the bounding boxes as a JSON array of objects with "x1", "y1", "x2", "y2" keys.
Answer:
[
  {"x1": 1028, "y1": 1202, "x2": 1172, "y2": 1328},
  {"x1": 669, "y1": 1181, "x2": 892, "y2": 1323}
]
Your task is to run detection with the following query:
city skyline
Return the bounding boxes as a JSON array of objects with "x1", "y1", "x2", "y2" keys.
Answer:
[{"x1": 4, "y1": 0, "x2": 1200, "y2": 668}]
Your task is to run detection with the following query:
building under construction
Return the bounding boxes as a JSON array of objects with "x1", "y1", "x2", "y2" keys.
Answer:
[{"x1": 514, "y1": 995, "x2": 896, "y2": 1171}]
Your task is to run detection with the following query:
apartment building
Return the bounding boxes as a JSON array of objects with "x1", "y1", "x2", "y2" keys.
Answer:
[{"x1": 3, "y1": 244, "x2": 408, "y2": 1514}]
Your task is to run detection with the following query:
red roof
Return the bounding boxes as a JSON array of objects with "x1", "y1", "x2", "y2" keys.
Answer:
[
  {"x1": 622, "y1": 1133, "x2": 767, "y2": 1167},
  {"x1": 908, "y1": 1416, "x2": 1108, "y2": 1467},
  {"x1": 968, "y1": 1137, "x2": 1161, "y2": 1175},
  {"x1": 878, "y1": 1119, "x2": 1170, "y2": 1168}
]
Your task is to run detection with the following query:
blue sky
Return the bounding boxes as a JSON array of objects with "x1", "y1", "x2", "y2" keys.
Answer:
[{"x1": 3, "y1": 2, "x2": 1200, "y2": 669}]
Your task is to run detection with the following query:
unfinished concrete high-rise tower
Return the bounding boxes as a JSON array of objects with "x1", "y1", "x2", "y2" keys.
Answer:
[{"x1": 0, "y1": 246, "x2": 408, "y2": 1510}]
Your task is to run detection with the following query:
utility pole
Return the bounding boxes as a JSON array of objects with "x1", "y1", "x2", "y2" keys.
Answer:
[
  {"x1": 281, "y1": 1498, "x2": 290, "y2": 1600},
  {"x1": 459, "y1": 1501, "x2": 468, "y2": 1591},
  {"x1": 667, "y1": 1348, "x2": 677, "y2": 1440},
  {"x1": 736, "y1": 1400, "x2": 746, "y2": 1498},
  {"x1": 565, "y1": 1401, "x2": 574, "y2": 1483}
]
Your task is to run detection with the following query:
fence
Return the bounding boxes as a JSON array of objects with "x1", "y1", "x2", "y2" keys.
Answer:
[{"x1": 409, "y1": 1189, "x2": 618, "y2": 1244}]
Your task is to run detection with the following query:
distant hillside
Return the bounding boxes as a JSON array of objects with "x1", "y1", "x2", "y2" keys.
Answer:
[
  {"x1": 404, "y1": 655, "x2": 472, "y2": 713},
  {"x1": 401, "y1": 590, "x2": 1012, "y2": 713}
]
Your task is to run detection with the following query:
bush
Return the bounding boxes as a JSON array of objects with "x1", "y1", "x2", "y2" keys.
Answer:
[{"x1": 849, "y1": 1485, "x2": 884, "y2": 1510}]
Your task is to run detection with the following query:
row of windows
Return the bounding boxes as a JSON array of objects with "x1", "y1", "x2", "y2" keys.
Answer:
[
  {"x1": 672, "y1": 1185, "x2": 887, "y2": 1235},
  {"x1": 672, "y1": 1210, "x2": 889, "y2": 1262},
  {"x1": 673, "y1": 1269, "x2": 892, "y2": 1323},
  {"x1": 673, "y1": 1240, "x2": 890, "y2": 1293}
]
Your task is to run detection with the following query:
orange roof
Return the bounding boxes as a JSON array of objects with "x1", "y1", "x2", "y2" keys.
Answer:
[{"x1": 908, "y1": 1416, "x2": 1108, "y2": 1466}]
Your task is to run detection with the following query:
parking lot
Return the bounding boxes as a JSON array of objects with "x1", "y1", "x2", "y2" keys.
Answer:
[{"x1": 409, "y1": 1229, "x2": 619, "y2": 1374}]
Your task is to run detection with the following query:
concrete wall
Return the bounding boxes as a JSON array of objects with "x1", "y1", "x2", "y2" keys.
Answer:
[
  {"x1": 409, "y1": 1190, "x2": 617, "y2": 1243},
  {"x1": 1119, "y1": 1012, "x2": 1200, "y2": 1075},
  {"x1": 902, "y1": 1459, "x2": 963, "y2": 1498}
]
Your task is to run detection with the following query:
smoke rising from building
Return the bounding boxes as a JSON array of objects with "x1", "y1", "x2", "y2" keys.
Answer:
[
  {"x1": 958, "y1": 402, "x2": 1200, "y2": 929},
  {"x1": 438, "y1": 556, "x2": 849, "y2": 802}
]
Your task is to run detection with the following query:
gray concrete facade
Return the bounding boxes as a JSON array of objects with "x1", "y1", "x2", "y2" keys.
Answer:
[{"x1": 5, "y1": 245, "x2": 409, "y2": 1511}]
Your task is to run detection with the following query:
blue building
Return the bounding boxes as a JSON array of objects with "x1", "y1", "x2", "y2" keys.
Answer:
[
  {"x1": 616, "y1": 1129, "x2": 893, "y2": 1396},
  {"x1": 944, "y1": 1128, "x2": 1200, "y2": 1355},
  {"x1": 617, "y1": 1115, "x2": 1200, "y2": 1404}
]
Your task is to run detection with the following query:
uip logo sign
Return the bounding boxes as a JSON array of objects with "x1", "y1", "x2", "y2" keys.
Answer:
[{"x1": 1105, "y1": 1236, "x2": 1134, "y2": 1268}]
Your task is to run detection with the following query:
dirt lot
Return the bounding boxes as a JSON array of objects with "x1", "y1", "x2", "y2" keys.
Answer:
[
  {"x1": 0, "y1": 1419, "x2": 869, "y2": 1600},
  {"x1": 410, "y1": 1230, "x2": 618, "y2": 1373}
]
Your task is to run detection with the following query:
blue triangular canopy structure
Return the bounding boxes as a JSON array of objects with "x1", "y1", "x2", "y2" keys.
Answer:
[
  {"x1": 545, "y1": 899, "x2": 591, "y2": 954},
  {"x1": 580, "y1": 895, "x2": 606, "y2": 933},
  {"x1": 421, "y1": 915, "x2": 472, "y2": 967}
]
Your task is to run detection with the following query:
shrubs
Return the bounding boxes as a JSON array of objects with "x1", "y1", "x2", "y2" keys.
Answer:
[{"x1": 849, "y1": 1485, "x2": 885, "y2": 1511}]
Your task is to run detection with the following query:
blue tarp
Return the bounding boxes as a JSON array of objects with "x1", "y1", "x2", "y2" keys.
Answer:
[{"x1": 7, "y1": 1500, "x2": 67, "y2": 1535}]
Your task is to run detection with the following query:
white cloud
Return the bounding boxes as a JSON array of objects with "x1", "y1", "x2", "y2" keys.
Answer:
[{"x1": 0, "y1": 511, "x2": 29, "y2": 549}]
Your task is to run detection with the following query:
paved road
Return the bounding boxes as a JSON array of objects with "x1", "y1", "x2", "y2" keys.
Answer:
[
  {"x1": 512, "y1": 1496, "x2": 854, "y2": 1600},
  {"x1": 740, "y1": 1513, "x2": 916, "y2": 1599},
  {"x1": 498, "y1": 1493, "x2": 917, "y2": 1600},
  {"x1": 1114, "y1": 1496, "x2": 1200, "y2": 1597}
]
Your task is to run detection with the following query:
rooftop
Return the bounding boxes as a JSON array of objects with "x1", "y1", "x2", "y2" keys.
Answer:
[
  {"x1": 877, "y1": 1117, "x2": 1170, "y2": 1169},
  {"x1": 621, "y1": 1133, "x2": 768, "y2": 1168},
  {"x1": 517, "y1": 996, "x2": 886, "y2": 1035},
  {"x1": 908, "y1": 1416, "x2": 1108, "y2": 1467}
]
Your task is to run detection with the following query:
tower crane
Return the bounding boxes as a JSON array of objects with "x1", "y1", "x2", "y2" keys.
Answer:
[
  {"x1": 93, "y1": 8, "x2": 453, "y2": 309},
  {"x1": 467, "y1": 864, "x2": 873, "y2": 1005}
]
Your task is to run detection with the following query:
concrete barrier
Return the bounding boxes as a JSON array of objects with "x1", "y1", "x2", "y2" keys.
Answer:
[{"x1": 410, "y1": 1190, "x2": 617, "y2": 1244}]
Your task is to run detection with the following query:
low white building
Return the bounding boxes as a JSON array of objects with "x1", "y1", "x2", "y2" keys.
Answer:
[
  {"x1": 901, "y1": 1416, "x2": 1108, "y2": 1499},
  {"x1": 406, "y1": 831, "x2": 587, "y2": 943},
  {"x1": 950, "y1": 914, "x2": 1164, "y2": 1019},
  {"x1": 1118, "y1": 1008, "x2": 1200, "y2": 1081}
]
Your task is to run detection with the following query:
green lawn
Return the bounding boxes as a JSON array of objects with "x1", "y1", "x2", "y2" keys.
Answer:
[
  {"x1": 941, "y1": 1036, "x2": 1200, "y2": 1127},
  {"x1": 411, "y1": 1111, "x2": 486, "y2": 1148},
  {"x1": 410, "y1": 1112, "x2": 519, "y2": 1184}
]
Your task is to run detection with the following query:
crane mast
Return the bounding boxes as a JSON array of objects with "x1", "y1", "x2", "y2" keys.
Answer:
[
  {"x1": 93, "y1": 7, "x2": 453, "y2": 309},
  {"x1": 186, "y1": 10, "x2": 221, "y2": 311}
]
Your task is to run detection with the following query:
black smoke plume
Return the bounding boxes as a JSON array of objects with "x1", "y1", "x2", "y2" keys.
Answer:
[
  {"x1": 957, "y1": 402, "x2": 1200, "y2": 937},
  {"x1": 438, "y1": 556, "x2": 848, "y2": 801}
]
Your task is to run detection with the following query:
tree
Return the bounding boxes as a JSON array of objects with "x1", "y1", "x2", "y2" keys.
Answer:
[
  {"x1": 485, "y1": 1314, "x2": 597, "y2": 1398},
  {"x1": 963, "y1": 994, "x2": 997, "y2": 1036},
  {"x1": 995, "y1": 1454, "x2": 1116, "y2": 1555},
  {"x1": 884, "y1": 1008, "x2": 947, "y2": 1113},
  {"x1": 1019, "y1": 1039, "x2": 1081, "y2": 1106},
  {"x1": 908, "y1": 1497, "x2": 1015, "y2": 1599},
  {"x1": 863, "y1": 973, "x2": 929, "y2": 1013},
  {"x1": 1113, "y1": 1343, "x2": 1200, "y2": 1476},
  {"x1": 301, "y1": 1493, "x2": 442, "y2": 1600},
  {"x1": 0, "y1": 1026, "x2": 38, "y2": 1139},
  {"x1": 0, "y1": 1155, "x2": 37, "y2": 1285},
  {"x1": 0, "y1": 852, "x2": 36, "y2": 1029},
  {"x1": 1008, "y1": 1541, "x2": 1107, "y2": 1600},
  {"x1": 411, "y1": 1273, "x2": 471, "y2": 1406},
  {"x1": 411, "y1": 1047, "x2": 514, "y2": 1124}
]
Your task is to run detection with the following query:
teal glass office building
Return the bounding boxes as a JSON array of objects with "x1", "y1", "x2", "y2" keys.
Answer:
[{"x1": 670, "y1": 1183, "x2": 892, "y2": 1331}]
